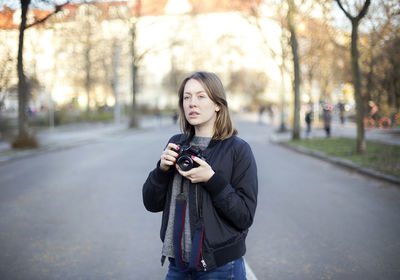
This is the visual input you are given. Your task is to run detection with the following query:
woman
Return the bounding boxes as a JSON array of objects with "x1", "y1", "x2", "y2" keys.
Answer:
[{"x1": 143, "y1": 71, "x2": 258, "y2": 279}]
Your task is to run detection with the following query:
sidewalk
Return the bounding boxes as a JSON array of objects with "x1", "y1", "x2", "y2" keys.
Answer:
[
  {"x1": 266, "y1": 121, "x2": 400, "y2": 185},
  {"x1": 238, "y1": 111, "x2": 400, "y2": 145},
  {"x1": 269, "y1": 122, "x2": 400, "y2": 146},
  {"x1": 0, "y1": 116, "x2": 175, "y2": 164}
]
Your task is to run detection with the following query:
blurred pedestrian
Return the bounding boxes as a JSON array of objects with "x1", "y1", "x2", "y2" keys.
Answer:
[
  {"x1": 305, "y1": 109, "x2": 313, "y2": 138},
  {"x1": 323, "y1": 105, "x2": 332, "y2": 137},
  {"x1": 155, "y1": 108, "x2": 162, "y2": 126},
  {"x1": 172, "y1": 110, "x2": 178, "y2": 124},
  {"x1": 143, "y1": 71, "x2": 258, "y2": 279},
  {"x1": 338, "y1": 102, "x2": 345, "y2": 125},
  {"x1": 268, "y1": 105, "x2": 276, "y2": 125},
  {"x1": 391, "y1": 110, "x2": 398, "y2": 128},
  {"x1": 258, "y1": 105, "x2": 265, "y2": 124}
]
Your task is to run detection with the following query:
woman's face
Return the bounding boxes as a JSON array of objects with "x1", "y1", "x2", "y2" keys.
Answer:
[{"x1": 183, "y1": 79, "x2": 220, "y2": 131}]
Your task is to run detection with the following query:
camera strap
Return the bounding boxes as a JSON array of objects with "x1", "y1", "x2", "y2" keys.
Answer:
[{"x1": 173, "y1": 178, "x2": 204, "y2": 272}]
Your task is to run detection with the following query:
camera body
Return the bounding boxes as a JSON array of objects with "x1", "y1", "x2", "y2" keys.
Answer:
[{"x1": 175, "y1": 146, "x2": 204, "y2": 171}]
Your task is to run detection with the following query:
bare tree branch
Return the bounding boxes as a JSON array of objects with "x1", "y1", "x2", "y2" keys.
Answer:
[
  {"x1": 336, "y1": 0, "x2": 355, "y2": 20},
  {"x1": 356, "y1": 0, "x2": 371, "y2": 21},
  {"x1": 25, "y1": 1, "x2": 69, "y2": 29},
  {"x1": 336, "y1": 0, "x2": 371, "y2": 22}
]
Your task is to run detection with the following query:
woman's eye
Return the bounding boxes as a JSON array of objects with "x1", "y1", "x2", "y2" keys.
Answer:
[
  {"x1": 183, "y1": 96, "x2": 190, "y2": 100},
  {"x1": 199, "y1": 95, "x2": 206, "y2": 99}
]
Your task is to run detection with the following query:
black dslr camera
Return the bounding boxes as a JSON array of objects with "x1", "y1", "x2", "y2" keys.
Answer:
[{"x1": 174, "y1": 146, "x2": 204, "y2": 171}]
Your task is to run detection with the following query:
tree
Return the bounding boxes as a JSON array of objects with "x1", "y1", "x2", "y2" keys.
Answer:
[
  {"x1": 299, "y1": 15, "x2": 350, "y2": 105},
  {"x1": 287, "y1": 0, "x2": 301, "y2": 139},
  {"x1": 80, "y1": 3, "x2": 101, "y2": 115},
  {"x1": 162, "y1": 62, "x2": 185, "y2": 96},
  {"x1": 126, "y1": 0, "x2": 180, "y2": 127},
  {"x1": 240, "y1": 1, "x2": 290, "y2": 131},
  {"x1": 239, "y1": 0, "x2": 306, "y2": 138},
  {"x1": 381, "y1": 35, "x2": 400, "y2": 112},
  {"x1": 15, "y1": 0, "x2": 66, "y2": 148},
  {"x1": 228, "y1": 68, "x2": 269, "y2": 108},
  {"x1": 127, "y1": 0, "x2": 142, "y2": 128},
  {"x1": 361, "y1": 0, "x2": 400, "y2": 117},
  {"x1": 69, "y1": 3, "x2": 106, "y2": 115},
  {"x1": 0, "y1": 48, "x2": 15, "y2": 111},
  {"x1": 336, "y1": 0, "x2": 371, "y2": 153}
]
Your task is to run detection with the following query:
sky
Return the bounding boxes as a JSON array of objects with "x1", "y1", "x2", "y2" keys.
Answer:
[
  {"x1": 1, "y1": 0, "x2": 391, "y2": 35},
  {"x1": 0, "y1": 0, "x2": 114, "y2": 11}
]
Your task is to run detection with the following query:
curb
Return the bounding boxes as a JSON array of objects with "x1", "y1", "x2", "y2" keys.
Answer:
[
  {"x1": 0, "y1": 127, "x2": 131, "y2": 165},
  {"x1": 0, "y1": 139, "x2": 96, "y2": 165},
  {"x1": 273, "y1": 139, "x2": 400, "y2": 186},
  {"x1": 0, "y1": 123, "x2": 174, "y2": 165}
]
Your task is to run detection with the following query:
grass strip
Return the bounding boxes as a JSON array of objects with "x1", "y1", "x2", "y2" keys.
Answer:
[{"x1": 290, "y1": 137, "x2": 400, "y2": 178}]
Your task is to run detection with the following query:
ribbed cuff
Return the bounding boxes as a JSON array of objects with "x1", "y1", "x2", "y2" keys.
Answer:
[
  {"x1": 155, "y1": 160, "x2": 175, "y2": 180},
  {"x1": 202, "y1": 173, "x2": 227, "y2": 197}
]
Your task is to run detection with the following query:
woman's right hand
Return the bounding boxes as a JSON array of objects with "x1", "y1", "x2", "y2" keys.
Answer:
[{"x1": 159, "y1": 143, "x2": 180, "y2": 171}]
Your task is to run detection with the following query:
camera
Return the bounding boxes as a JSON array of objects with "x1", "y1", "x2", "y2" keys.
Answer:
[{"x1": 174, "y1": 146, "x2": 204, "y2": 171}]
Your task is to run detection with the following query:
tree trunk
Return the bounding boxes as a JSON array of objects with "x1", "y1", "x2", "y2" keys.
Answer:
[
  {"x1": 278, "y1": 18, "x2": 287, "y2": 132},
  {"x1": 288, "y1": 0, "x2": 301, "y2": 140},
  {"x1": 129, "y1": 24, "x2": 139, "y2": 128},
  {"x1": 351, "y1": 21, "x2": 366, "y2": 153},
  {"x1": 129, "y1": 0, "x2": 142, "y2": 128},
  {"x1": 85, "y1": 46, "x2": 91, "y2": 115},
  {"x1": 17, "y1": 0, "x2": 30, "y2": 138},
  {"x1": 279, "y1": 61, "x2": 287, "y2": 132},
  {"x1": 112, "y1": 41, "x2": 121, "y2": 124},
  {"x1": 336, "y1": 0, "x2": 370, "y2": 153}
]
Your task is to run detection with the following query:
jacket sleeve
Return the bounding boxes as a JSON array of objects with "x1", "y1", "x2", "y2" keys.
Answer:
[
  {"x1": 202, "y1": 141, "x2": 258, "y2": 230},
  {"x1": 142, "y1": 161, "x2": 174, "y2": 212},
  {"x1": 142, "y1": 135, "x2": 180, "y2": 212}
]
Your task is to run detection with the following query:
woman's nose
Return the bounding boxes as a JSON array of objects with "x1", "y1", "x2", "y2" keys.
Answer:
[{"x1": 189, "y1": 97, "x2": 198, "y2": 107}]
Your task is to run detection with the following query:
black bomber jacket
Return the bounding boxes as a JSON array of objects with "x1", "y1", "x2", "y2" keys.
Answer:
[{"x1": 142, "y1": 133, "x2": 258, "y2": 271}]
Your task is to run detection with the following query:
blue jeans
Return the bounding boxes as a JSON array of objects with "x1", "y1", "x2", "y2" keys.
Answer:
[{"x1": 165, "y1": 257, "x2": 247, "y2": 280}]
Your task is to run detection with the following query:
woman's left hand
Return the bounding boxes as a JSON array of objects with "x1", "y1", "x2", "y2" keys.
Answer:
[{"x1": 177, "y1": 156, "x2": 215, "y2": 183}]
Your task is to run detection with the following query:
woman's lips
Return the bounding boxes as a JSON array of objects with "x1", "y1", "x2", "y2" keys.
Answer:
[{"x1": 189, "y1": 111, "x2": 200, "y2": 117}]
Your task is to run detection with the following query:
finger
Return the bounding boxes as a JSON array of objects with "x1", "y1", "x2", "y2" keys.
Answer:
[
  {"x1": 177, "y1": 167, "x2": 190, "y2": 177},
  {"x1": 166, "y1": 150, "x2": 179, "y2": 158},
  {"x1": 165, "y1": 144, "x2": 179, "y2": 158},
  {"x1": 167, "y1": 143, "x2": 180, "y2": 152},
  {"x1": 191, "y1": 155, "x2": 206, "y2": 165},
  {"x1": 163, "y1": 154, "x2": 176, "y2": 164}
]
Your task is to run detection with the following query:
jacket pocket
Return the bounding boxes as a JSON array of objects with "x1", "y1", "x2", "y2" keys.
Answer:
[{"x1": 202, "y1": 190, "x2": 242, "y2": 249}]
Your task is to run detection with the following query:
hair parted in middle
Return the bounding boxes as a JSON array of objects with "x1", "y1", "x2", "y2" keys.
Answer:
[{"x1": 178, "y1": 71, "x2": 237, "y2": 140}]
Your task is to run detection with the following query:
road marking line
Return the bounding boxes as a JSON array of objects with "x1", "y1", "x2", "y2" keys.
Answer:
[{"x1": 245, "y1": 259, "x2": 258, "y2": 280}]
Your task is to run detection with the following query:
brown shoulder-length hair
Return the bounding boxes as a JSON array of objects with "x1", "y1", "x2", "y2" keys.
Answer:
[{"x1": 178, "y1": 71, "x2": 237, "y2": 140}]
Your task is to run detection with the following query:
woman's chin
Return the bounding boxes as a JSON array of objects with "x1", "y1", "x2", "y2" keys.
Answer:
[{"x1": 188, "y1": 119, "x2": 201, "y2": 126}]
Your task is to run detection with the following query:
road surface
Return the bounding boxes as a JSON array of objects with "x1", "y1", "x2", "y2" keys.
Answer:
[{"x1": 0, "y1": 120, "x2": 399, "y2": 279}]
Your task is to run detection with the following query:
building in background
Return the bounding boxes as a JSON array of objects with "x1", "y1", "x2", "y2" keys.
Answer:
[{"x1": 0, "y1": 0, "x2": 296, "y2": 118}]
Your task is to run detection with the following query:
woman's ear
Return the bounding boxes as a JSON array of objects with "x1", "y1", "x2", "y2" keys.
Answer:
[{"x1": 215, "y1": 105, "x2": 220, "y2": 112}]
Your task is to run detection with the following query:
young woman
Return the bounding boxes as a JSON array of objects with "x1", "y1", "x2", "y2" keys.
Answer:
[{"x1": 143, "y1": 71, "x2": 258, "y2": 280}]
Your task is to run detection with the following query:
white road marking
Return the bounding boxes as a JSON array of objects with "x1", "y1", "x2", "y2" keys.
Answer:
[{"x1": 245, "y1": 259, "x2": 258, "y2": 280}]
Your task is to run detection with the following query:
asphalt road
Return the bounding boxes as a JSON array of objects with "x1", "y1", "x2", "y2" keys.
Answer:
[{"x1": 0, "y1": 120, "x2": 399, "y2": 280}]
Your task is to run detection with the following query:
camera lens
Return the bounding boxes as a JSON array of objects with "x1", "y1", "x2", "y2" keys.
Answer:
[{"x1": 177, "y1": 156, "x2": 193, "y2": 171}]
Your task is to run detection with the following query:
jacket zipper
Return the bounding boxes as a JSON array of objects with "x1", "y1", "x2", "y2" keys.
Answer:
[
  {"x1": 195, "y1": 184, "x2": 199, "y2": 217},
  {"x1": 196, "y1": 184, "x2": 207, "y2": 271},
  {"x1": 201, "y1": 258, "x2": 207, "y2": 271}
]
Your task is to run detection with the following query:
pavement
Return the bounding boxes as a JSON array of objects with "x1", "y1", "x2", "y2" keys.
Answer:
[
  {"x1": 234, "y1": 113, "x2": 399, "y2": 185},
  {"x1": 1, "y1": 113, "x2": 399, "y2": 184},
  {"x1": 0, "y1": 116, "x2": 174, "y2": 164},
  {"x1": 265, "y1": 120, "x2": 400, "y2": 185},
  {"x1": 0, "y1": 114, "x2": 399, "y2": 279}
]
